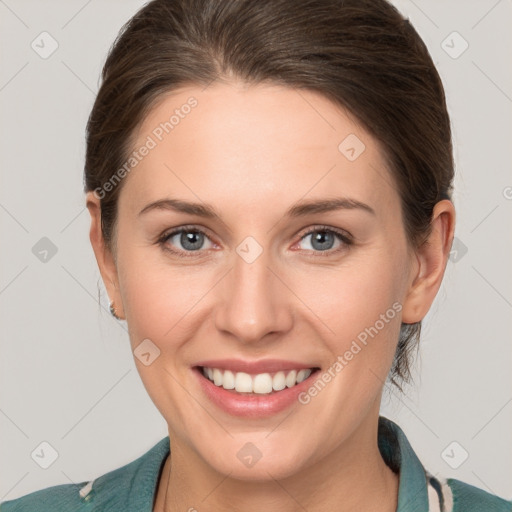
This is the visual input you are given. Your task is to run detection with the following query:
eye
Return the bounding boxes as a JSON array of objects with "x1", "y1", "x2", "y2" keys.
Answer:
[
  {"x1": 158, "y1": 226, "x2": 215, "y2": 257},
  {"x1": 294, "y1": 226, "x2": 353, "y2": 256},
  {"x1": 157, "y1": 224, "x2": 353, "y2": 259}
]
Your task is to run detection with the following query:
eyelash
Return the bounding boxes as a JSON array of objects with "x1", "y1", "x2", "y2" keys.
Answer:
[{"x1": 157, "y1": 224, "x2": 353, "y2": 259}]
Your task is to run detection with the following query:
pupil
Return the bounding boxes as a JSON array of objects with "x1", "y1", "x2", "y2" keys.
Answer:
[
  {"x1": 182, "y1": 231, "x2": 202, "y2": 250},
  {"x1": 312, "y1": 231, "x2": 334, "y2": 251}
]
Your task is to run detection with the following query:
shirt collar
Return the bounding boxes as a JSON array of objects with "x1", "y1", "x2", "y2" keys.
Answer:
[{"x1": 378, "y1": 415, "x2": 430, "y2": 512}]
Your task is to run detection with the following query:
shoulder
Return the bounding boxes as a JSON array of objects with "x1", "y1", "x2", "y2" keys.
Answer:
[
  {"x1": 380, "y1": 416, "x2": 511, "y2": 512},
  {"x1": 448, "y1": 477, "x2": 512, "y2": 512},
  {"x1": 0, "y1": 437, "x2": 170, "y2": 512},
  {"x1": 429, "y1": 473, "x2": 512, "y2": 512},
  {"x1": 0, "y1": 481, "x2": 87, "y2": 512}
]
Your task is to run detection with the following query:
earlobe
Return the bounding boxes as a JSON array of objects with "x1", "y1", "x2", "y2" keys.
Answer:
[
  {"x1": 401, "y1": 199, "x2": 456, "y2": 324},
  {"x1": 85, "y1": 192, "x2": 124, "y2": 319}
]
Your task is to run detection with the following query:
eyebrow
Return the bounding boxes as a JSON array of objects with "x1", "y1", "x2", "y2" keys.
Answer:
[{"x1": 138, "y1": 197, "x2": 376, "y2": 218}]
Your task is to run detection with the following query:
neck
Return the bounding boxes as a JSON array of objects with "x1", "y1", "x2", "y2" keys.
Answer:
[{"x1": 154, "y1": 415, "x2": 399, "y2": 512}]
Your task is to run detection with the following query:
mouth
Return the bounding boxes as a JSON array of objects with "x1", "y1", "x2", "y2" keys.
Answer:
[{"x1": 194, "y1": 365, "x2": 321, "y2": 395}]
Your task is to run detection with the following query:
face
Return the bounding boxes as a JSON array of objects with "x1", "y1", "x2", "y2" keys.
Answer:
[{"x1": 90, "y1": 82, "x2": 421, "y2": 480}]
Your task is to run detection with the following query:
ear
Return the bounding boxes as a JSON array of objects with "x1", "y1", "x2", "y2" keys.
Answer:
[
  {"x1": 401, "y1": 199, "x2": 456, "y2": 324},
  {"x1": 86, "y1": 191, "x2": 125, "y2": 319}
]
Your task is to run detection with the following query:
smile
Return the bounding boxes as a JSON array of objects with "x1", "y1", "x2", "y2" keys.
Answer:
[{"x1": 200, "y1": 366, "x2": 317, "y2": 394}]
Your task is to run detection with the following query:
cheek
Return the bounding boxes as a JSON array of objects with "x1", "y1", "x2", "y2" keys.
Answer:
[
  {"x1": 289, "y1": 250, "x2": 404, "y2": 373},
  {"x1": 116, "y1": 246, "x2": 207, "y2": 343},
  {"x1": 294, "y1": 252, "x2": 402, "y2": 330},
  {"x1": 116, "y1": 251, "x2": 208, "y2": 421}
]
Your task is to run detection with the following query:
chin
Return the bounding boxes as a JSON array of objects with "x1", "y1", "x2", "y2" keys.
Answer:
[{"x1": 198, "y1": 437, "x2": 312, "y2": 482}]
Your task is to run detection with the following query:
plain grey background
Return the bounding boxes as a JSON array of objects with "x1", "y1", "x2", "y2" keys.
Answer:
[{"x1": 1, "y1": 0, "x2": 511, "y2": 502}]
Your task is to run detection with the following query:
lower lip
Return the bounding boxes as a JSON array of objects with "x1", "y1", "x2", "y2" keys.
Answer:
[{"x1": 193, "y1": 367, "x2": 320, "y2": 418}]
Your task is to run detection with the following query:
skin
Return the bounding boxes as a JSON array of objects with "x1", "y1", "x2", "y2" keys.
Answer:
[{"x1": 86, "y1": 81, "x2": 455, "y2": 512}]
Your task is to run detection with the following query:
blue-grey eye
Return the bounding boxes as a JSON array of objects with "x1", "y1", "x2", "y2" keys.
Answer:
[
  {"x1": 164, "y1": 229, "x2": 214, "y2": 252},
  {"x1": 299, "y1": 230, "x2": 344, "y2": 252}
]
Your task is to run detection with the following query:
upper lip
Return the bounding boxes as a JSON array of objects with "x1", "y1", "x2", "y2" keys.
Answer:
[{"x1": 194, "y1": 359, "x2": 319, "y2": 374}]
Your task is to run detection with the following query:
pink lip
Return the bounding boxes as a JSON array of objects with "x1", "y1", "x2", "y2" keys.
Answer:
[
  {"x1": 192, "y1": 366, "x2": 320, "y2": 418},
  {"x1": 193, "y1": 358, "x2": 317, "y2": 375}
]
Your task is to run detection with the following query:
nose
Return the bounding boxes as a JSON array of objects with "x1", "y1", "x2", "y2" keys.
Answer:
[{"x1": 214, "y1": 244, "x2": 293, "y2": 345}]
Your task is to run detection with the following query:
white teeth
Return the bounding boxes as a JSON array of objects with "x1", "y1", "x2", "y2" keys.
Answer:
[
  {"x1": 235, "y1": 372, "x2": 253, "y2": 392},
  {"x1": 201, "y1": 367, "x2": 314, "y2": 394},
  {"x1": 285, "y1": 370, "x2": 297, "y2": 388},
  {"x1": 272, "y1": 371, "x2": 286, "y2": 391},
  {"x1": 213, "y1": 368, "x2": 223, "y2": 386},
  {"x1": 296, "y1": 369, "x2": 311, "y2": 383},
  {"x1": 223, "y1": 370, "x2": 235, "y2": 389},
  {"x1": 253, "y1": 373, "x2": 273, "y2": 394}
]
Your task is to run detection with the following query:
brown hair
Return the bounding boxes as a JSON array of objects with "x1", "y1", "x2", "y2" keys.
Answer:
[{"x1": 84, "y1": 0, "x2": 454, "y2": 393}]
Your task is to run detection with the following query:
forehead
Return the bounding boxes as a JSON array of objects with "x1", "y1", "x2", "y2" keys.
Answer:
[{"x1": 122, "y1": 82, "x2": 398, "y2": 219}]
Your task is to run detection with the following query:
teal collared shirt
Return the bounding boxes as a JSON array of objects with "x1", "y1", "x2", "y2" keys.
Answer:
[{"x1": 1, "y1": 416, "x2": 510, "y2": 511}]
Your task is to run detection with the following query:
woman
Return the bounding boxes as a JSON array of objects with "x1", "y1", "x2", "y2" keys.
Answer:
[{"x1": 1, "y1": 0, "x2": 510, "y2": 511}]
